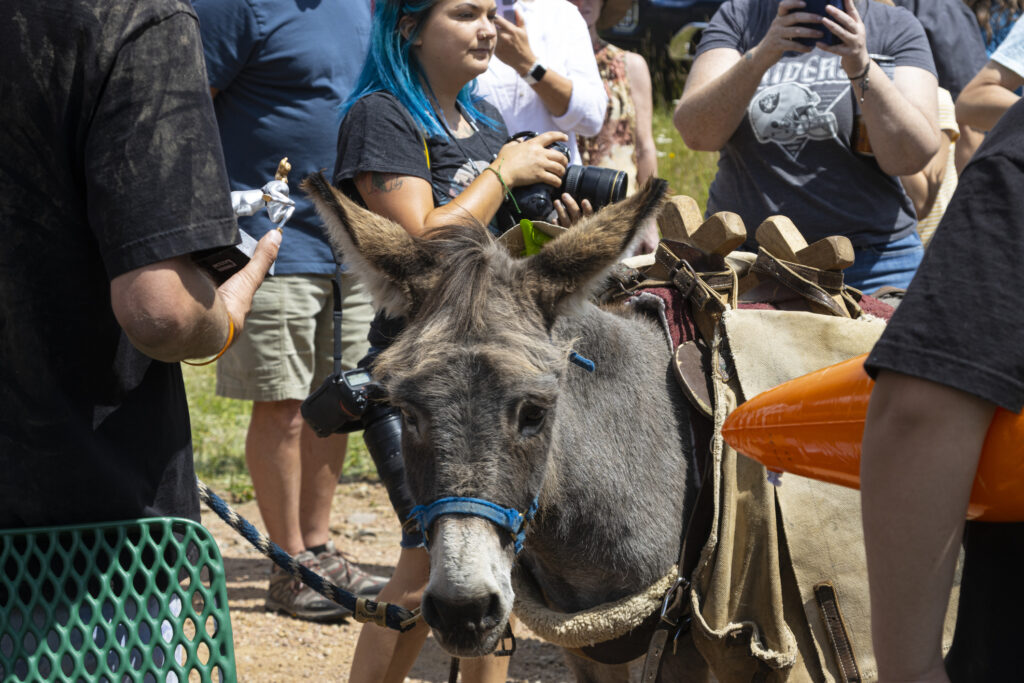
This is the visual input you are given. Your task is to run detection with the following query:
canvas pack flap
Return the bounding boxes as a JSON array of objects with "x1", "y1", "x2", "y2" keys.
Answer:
[{"x1": 686, "y1": 308, "x2": 959, "y2": 682}]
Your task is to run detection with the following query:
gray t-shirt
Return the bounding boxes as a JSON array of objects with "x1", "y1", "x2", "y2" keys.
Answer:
[{"x1": 697, "y1": 0, "x2": 935, "y2": 247}]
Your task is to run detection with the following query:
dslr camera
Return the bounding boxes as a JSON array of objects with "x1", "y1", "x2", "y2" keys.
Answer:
[
  {"x1": 301, "y1": 367, "x2": 374, "y2": 437},
  {"x1": 301, "y1": 365, "x2": 414, "y2": 524},
  {"x1": 507, "y1": 131, "x2": 629, "y2": 222}
]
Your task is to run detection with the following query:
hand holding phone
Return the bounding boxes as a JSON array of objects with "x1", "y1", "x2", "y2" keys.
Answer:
[
  {"x1": 795, "y1": 0, "x2": 844, "y2": 47},
  {"x1": 498, "y1": 0, "x2": 517, "y2": 23}
]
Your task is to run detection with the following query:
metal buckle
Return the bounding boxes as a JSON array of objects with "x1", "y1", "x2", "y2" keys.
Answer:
[
  {"x1": 659, "y1": 575, "x2": 689, "y2": 626},
  {"x1": 672, "y1": 259, "x2": 699, "y2": 300},
  {"x1": 493, "y1": 622, "x2": 517, "y2": 657}
]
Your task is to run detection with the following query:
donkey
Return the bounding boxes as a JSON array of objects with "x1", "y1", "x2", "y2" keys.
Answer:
[{"x1": 304, "y1": 174, "x2": 697, "y2": 680}]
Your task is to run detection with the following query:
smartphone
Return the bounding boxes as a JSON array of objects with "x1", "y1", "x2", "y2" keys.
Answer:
[
  {"x1": 795, "y1": 0, "x2": 844, "y2": 47},
  {"x1": 498, "y1": 0, "x2": 516, "y2": 22}
]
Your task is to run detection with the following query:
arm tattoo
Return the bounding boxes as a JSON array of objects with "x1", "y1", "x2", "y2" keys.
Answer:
[{"x1": 368, "y1": 173, "x2": 405, "y2": 194}]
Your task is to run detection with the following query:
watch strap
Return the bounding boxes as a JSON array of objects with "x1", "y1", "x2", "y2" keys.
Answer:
[{"x1": 523, "y1": 61, "x2": 547, "y2": 85}]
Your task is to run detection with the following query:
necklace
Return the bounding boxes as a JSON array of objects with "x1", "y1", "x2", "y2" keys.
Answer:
[{"x1": 433, "y1": 101, "x2": 499, "y2": 175}]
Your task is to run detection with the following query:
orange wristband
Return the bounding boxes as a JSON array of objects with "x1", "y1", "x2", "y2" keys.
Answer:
[{"x1": 183, "y1": 315, "x2": 235, "y2": 367}]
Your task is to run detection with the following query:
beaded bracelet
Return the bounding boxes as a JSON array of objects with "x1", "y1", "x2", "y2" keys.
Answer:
[{"x1": 183, "y1": 315, "x2": 235, "y2": 366}]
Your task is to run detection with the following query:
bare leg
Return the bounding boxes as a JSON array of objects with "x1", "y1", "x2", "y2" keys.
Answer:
[
  {"x1": 346, "y1": 547, "x2": 512, "y2": 681},
  {"x1": 245, "y1": 400, "x2": 306, "y2": 555},
  {"x1": 299, "y1": 422, "x2": 347, "y2": 549},
  {"x1": 861, "y1": 371, "x2": 995, "y2": 683},
  {"x1": 349, "y1": 547, "x2": 431, "y2": 683}
]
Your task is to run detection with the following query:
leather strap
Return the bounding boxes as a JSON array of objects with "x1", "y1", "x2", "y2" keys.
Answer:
[
  {"x1": 641, "y1": 627, "x2": 671, "y2": 682},
  {"x1": 673, "y1": 340, "x2": 713, "y2": 418},
  {"x1": 815, "y1": 583, "x2": 862, "y2": 683},
  {"x1": 641, "y1": 403, "x2": 716, "y2": 680},
  {"x1": 570, "y1": 608, "x2": 664, "y2": 665},
  {"x1": 751, "y1": 249, "x2": 849, "y2": 317}
]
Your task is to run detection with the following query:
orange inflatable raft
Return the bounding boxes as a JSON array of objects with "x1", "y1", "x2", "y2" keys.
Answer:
[{"x1": 721, "y1": 353, "x2": 1024, "y2": 521}]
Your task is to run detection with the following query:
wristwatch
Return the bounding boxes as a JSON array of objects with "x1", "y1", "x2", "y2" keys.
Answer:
[{"x1": 522, "y1": 61, "x2": 547, "y2": 85}]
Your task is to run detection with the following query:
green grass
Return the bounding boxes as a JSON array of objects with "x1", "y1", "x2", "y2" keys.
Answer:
[
  {"x1": 184, "y1": 106, "x2": 717, "y2": 501},
  {"x1": 182, "y1": 364, "x2": 379, "y2": 502},
  {"x1": 651, "y1": 106, "x2": 718, "y2": 209}
]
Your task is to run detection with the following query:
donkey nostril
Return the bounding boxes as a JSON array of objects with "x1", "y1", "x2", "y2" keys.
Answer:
[
  {"x1": 421, "y1": 594, "x2": 445, "y2": 630},
  {"x1": 480, "y1": 592, "x2": 502, "y2": 631},
  {"x1": 422, "y1": 592, "x2": 503, "y2": 636}
]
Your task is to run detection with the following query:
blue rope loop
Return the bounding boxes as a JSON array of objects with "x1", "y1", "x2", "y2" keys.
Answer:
[
  {"x1": 569, "y1": 350, "x2": 595, "y2": 372},
  {"x1": 196, "y1": 478, "x2": 419, "y2": 632},
  {"x1": 408, "y1": 495, "x2": 539, "y2": 554}
]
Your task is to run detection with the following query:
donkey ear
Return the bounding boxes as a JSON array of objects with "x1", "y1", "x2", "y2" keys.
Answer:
[
  {"x1": 524, "y1": 178, "x2": 668, "y2": 324},
  {"x1": 301, "y1": 172, "x2": 437, "y2": 317}
]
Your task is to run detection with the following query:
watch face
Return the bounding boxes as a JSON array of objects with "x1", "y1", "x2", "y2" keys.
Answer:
[{"x1": 530, "y1": 64, "x2": 547, "y2": 82}]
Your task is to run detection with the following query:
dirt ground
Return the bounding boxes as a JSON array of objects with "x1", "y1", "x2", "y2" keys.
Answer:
[{"x1": 202, "y1": 480, "x2": 574, "y2": 682}]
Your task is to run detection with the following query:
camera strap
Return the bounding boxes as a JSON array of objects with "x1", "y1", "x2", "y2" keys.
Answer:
[{"x1": 332, "y1": 264, "x2": 344, "y2": 377}]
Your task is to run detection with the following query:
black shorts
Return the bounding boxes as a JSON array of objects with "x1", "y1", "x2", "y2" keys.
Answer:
[{"x1": 866, "y1": 153, "x2": 1024, "y2": 412}]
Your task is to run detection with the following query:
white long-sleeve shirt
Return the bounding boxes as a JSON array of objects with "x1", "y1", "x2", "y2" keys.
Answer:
[
  {"x1": 992, "y1": 18, "x2": 1024, "y2": 79},
  {"x1": 474, "y1": 0, "x2": 607, "y2": 164}
]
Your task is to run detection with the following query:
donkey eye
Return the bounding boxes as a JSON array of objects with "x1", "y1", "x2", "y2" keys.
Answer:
[
  {"x1": 518, "y1": 403, "x2": 547, "y2": 436},
  {"x1": 401, "y1": 409, "x2": 419, "y2": 428}
]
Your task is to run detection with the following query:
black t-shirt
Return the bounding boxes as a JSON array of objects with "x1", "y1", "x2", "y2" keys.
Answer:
[
  {"x1": 866, "y1": 98, "x2": 1024, "y2": 413},
  {"x1": 334, "y1": 91, "x2": 510, "y2": 233},
  {"x1": 334, "y1": 91, "x2": 510, "y2": 353},
  {"x1": 0, "y1": 0, "x2": 238, "y2": 527}
]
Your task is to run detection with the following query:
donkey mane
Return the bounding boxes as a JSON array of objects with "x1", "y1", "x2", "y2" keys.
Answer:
[{"x1": 412, "y1": 224, "x2": 500, "y2": 337}]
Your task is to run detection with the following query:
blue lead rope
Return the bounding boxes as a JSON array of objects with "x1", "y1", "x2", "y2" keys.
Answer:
[
  {"x1": 407, "y1": 496, "x2": 540, "y2": 554},
  {"x1": 197, "y1": 478, "x2": 419, "y2": 632}
]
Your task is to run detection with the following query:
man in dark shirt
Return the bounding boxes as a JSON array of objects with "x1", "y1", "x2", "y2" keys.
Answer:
[
  {"x1": 862, "y1": 99, "x2": 1024, "y2": 681},
  {"x1": 0, "y1": 0, "x2": 279, "y2": 528}
]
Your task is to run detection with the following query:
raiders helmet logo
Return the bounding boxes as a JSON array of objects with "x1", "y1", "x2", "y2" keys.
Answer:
[{"x1": 759, "y1": 92, "x2": 780, "y2": 114}]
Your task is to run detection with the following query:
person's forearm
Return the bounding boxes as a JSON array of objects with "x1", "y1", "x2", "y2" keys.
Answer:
[
  {"x1": 113, "y1": 256, "x2": 232, "y2": 362},
  {"x1": 674, "y1": 48, "x2": 771, "y2": 152},
  {"x1": 636, "y1": 141, "x2": 658, "y2": 187},
  {"x1": 423, "y1": 167, "x2": 508, "y2": 232},
  {"x1": 112, "y1": 229, "x2": 279, "y2": 363},
  {"x1": 899, "y1": 139, "x2": 947, "y2": 219},
  {"x1": 862, "y1": 372, "x2": 994, "y2": 681},
  {"x1": 498, "y1": 44, "x2": 574, "y2": 119},
  {"x1": 954, "y1": 125, "x2": 985, "y2": 174},
  {"x1": 530, "y1": 70, "x2": 573, "y2": 118},
  {"x1": 855, "y1": 64, "x2": 939, "y2": 176},
  {"x1": 956, "y1": 83, "x2": 1021, "y2": 132}
]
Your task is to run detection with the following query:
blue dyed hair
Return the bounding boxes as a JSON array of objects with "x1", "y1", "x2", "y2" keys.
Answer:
[{"x1": 341, "y1": 0, "x2": 497, "y2": 138}]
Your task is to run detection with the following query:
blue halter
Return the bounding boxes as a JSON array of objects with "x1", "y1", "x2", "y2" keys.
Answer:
[{"x1": 407, "y1": 496, "x2": 540, "y2": 555}]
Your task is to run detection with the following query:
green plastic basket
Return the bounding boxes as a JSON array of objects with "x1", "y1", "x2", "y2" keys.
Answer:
[{"x1": 0, "y1": 517, "x2": 236, "y2": 682}]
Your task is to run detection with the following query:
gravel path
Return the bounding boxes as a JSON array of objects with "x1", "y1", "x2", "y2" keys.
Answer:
[{"x1": 202, "y1": 481, "x2": 573, "y2": 682}]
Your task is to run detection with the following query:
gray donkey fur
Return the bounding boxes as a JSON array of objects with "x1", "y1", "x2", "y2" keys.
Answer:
[{"x1": 303, "y1": 173, "x2": 696, "y2": 680}]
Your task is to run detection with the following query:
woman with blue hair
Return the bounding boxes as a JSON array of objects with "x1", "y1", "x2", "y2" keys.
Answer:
[
  {"x1": 333, "y1": 1, "x2": 567, "y2": 680},
  {"x1": 335, "y1": 0, "x2": 570, "y2": 238}
]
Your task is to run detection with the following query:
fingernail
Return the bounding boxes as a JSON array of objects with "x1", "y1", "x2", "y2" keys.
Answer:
[{"x1": 269, "y1": 228, "x2": 283, "y2": 245}]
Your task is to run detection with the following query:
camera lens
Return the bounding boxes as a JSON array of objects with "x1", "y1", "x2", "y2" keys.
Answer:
[{"x1": 561, "y1": 165, "x2": 629, "y2": 212}]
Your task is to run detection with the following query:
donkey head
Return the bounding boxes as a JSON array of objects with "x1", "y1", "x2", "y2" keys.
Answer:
[{"x1": 303, "y1": 173, "x2": 667, "y2": 656}]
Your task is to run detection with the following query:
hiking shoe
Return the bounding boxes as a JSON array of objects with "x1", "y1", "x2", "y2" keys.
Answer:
[
  {"x1": 264, "y1": 550, "x2": 351, "y2": 623},
  {"x1": 315, "y1": 540, "x2": 389, "y2": 598}
]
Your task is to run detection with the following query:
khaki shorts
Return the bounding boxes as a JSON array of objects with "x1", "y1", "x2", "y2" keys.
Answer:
[{"x1": 216, "y1": 273, "x2": 373, "y2": 402}]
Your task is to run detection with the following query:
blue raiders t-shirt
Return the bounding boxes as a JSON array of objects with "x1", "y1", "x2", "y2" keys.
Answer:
[
  {"x1": 697, "y1": 0, "x2": 935, "y2": 248},
  {"x1": 194, "y1": 0, "x2": 371, "y2": 274}
]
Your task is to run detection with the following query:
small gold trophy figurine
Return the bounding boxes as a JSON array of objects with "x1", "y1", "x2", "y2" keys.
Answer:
[{"x1": 274, "y1": 157, "x2": 291, "y2": 182}]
